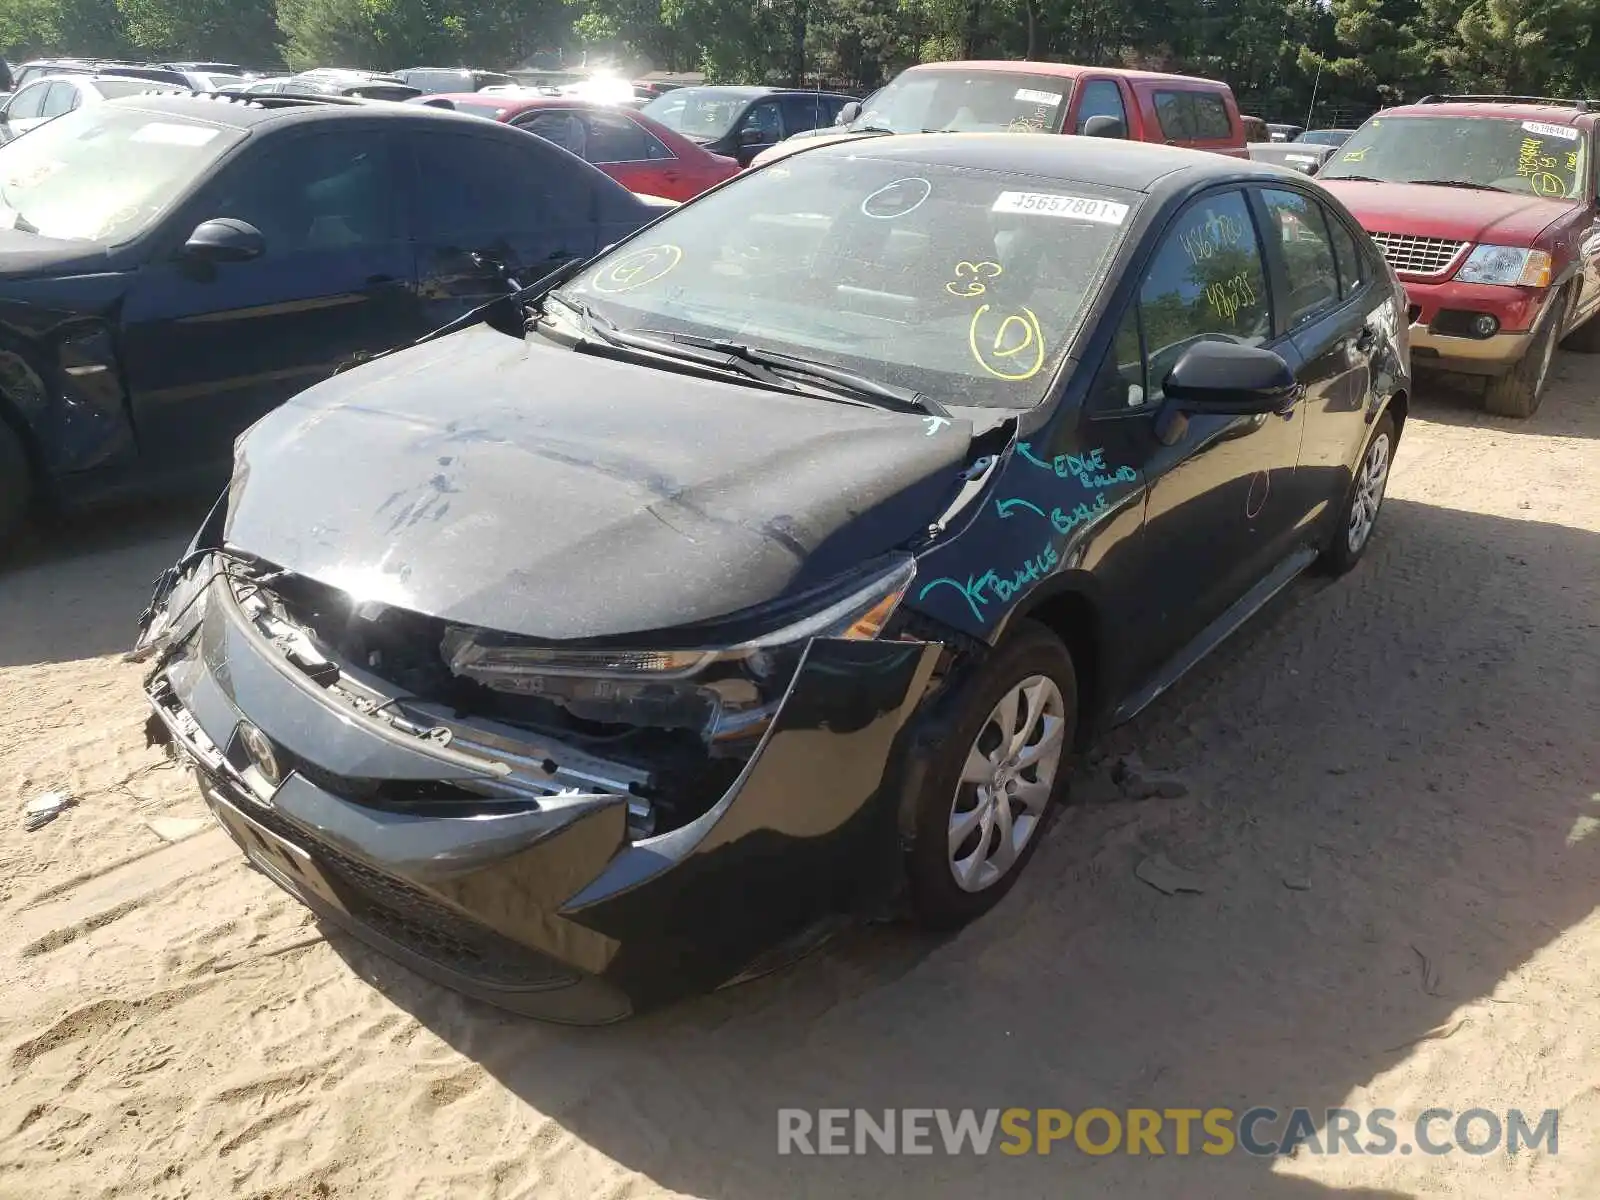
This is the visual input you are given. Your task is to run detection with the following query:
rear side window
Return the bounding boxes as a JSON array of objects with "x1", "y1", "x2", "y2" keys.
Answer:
[
  {"x1": 7, "y1": 82, "x2": 48, "y2": 120},
  {"x1": 1324, "y1": 211, "x2": 1368, "y2": 299},
  {"x1": 411, "y1": 133, "x2": 552, "y2": 239},
  {"x1": 1134, "y1": 189, "x2": 1271, "y2": 404},
  {"x1": 585, "y1": 111, "x2": 673, "y2": 162},
  {"x1": 1154, "y1": 90, "x2": 1233, "y2": 141},
  {"x1": 1074, "y1": 79, "x2": 1128, "y2": 135},
  {"x1": 1261, "y1": 189, "x2": 1340, "y2": 326},
  {"x1": 42, "y1": 82, "x2": 78, "y2": 118}
]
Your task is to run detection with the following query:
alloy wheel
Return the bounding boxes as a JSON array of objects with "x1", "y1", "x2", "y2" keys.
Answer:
[
  {"x1": 948, "y1": 675, "x2": 1066, "y2": 893},
  {"x1": 1347, "y1": 431, "x2": 1391, "y2": 554}
]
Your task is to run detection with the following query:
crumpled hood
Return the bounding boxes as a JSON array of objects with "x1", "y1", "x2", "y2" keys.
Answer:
[
  {"x1": 0, "y1": 228, "x2": 116, "y2": 280},
  {"x1": 1318, "y1": 180, "x2": 1573, "y2": 247},
  {"x1": 224, "y1": 324, "x2": 975, "y2": 641}
]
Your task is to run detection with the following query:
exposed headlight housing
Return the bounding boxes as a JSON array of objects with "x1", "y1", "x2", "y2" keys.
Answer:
[
  {"x1": 440, "y1": 557, "x2": 917, "y2": 745},
  {"x1": 1455, "y1": 245, "x2": 1552, "y2": 288}
]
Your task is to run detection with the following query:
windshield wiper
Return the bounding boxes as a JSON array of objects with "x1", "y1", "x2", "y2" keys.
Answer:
[
  {"x1": 637, "y1": 330, "x2": 949, "y2": 418},
  {"x1": 1320, "y1": 173, "x2": 1384, "y2": 183},
  {"x1": 538, "y1": 298, "x2": 792, "y2": 389},
  {"x1": 1407, "y1": 179, "x2": 1514, "y2": 192}
]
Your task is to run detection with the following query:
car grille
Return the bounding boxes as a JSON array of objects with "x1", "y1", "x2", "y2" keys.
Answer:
[
  {"x1": 1369, "y1": 232, "x2": 1467, "y2": 278},
  {"x1": 202, "y1": 764, "x2": 579, "y2": 991}
]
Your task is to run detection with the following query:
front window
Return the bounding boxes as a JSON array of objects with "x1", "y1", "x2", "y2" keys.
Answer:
[
  {"x1": 849, "y1": 69, "x2": 1070, "y2": 134},
  {"x1": 0, "y1": 106, "x2": 244, "y2": 242},
  {"x1": 1320, "y1": 114, "x2": 1590, "y2": 200},
  {"x1": 553, "y1": 153, "x2": 1137, "y2": 409},
  {"x1": 641, "y1": 90, "x2": 751, "y2": 141}
]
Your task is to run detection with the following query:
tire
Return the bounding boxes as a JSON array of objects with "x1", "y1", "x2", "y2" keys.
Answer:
[
  {"x1": 1484, "y1": 293, "x2": 1562, "y2": 418},
  {"x1": 0, "y1": 417, "x2": 31, "y2": 552},
  {"x1": 905, "y1": 619, "x2": 1078, "y2": 929},
  {"x1": 1319, "y1": 411, "x2": 1396, "y2": 576}
]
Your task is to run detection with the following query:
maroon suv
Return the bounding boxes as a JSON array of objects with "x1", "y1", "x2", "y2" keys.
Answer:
[{"x1": 1318, "y1": 95, "x2": 1600, "y2": 416}]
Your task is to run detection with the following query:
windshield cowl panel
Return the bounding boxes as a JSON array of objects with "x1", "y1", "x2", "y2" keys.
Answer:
[
  {"x1": 552, "y1": 155, "x2": 1137, "y2": 412},
  {"x1": 1320, "y1": 114, "x2": 1590, "y2": 204}
]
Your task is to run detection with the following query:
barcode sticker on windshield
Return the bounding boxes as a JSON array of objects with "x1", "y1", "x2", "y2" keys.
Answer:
[
  {"x1": 1014, "y1": 88, "x2": 1063, "y2": 106},
  {"x1": 130, "y1": 123, "x2": 220, "y2": 146},
  {"x1": 1523, "y1": 121, "x2": 1579, "y2": 142},
  {"x1": 993, "y1": 191, "x2": 1129, "y2": 224}
]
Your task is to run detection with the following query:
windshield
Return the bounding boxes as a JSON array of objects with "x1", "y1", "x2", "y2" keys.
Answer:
[
  {"x1": 1321, "y1": 114, "x2": 1590, "y2": 199},
  {"x1": 552, "y1": 154, "x2": 1135, "y2": 409},
  {"x1": 1295, "y1": 128, "x2": 1350, "y2": 146},
  {"x1": 0, "y1": 105, "x2": 243, "y2": 241},
  {"x1": 641, "y1": 89, "x2": 750, "y2": 140},
  {"x1": 850, "y1": 69, "x2": 1070, "y2": 134}
]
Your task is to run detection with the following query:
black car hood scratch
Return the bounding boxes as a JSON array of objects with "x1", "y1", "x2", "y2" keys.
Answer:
[{"x1": 223, "y1": 324, "x2": 975, "y2": 641}]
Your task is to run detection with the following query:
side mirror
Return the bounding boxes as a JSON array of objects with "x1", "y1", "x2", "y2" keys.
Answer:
[
  {"x1": 1082, "y1": 114, "x2": 1126, "y2": 139},
  {"x1": 1161, "y1": 341, "x2": 1298, "y2": 415},
  {"x1": 836, "y1": 101, "x2": 861, "y2": 126},
  {"x1": 180, "y1": 218, "x2": 264, "y2": 264},
  {"x1": 739, "y1": 126, "x2": 765, "y2": 145}
]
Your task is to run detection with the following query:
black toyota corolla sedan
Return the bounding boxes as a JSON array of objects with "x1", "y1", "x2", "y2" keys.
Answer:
[{"x1": 135, "y1": 135, "x2": 1410, "y2": 1023}]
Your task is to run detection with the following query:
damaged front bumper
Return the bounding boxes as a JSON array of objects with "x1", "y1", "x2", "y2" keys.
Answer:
[{"x1": 140, "y1": 558, "x2": 941, "y2": 1023}]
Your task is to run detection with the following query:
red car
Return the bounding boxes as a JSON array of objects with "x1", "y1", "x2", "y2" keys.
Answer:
[
  {"x1": 1318, "y1": 95, "x2": 1600, "y2": 417},
  {"x1": 413, "y1": 93, "x2": 739, "y2": 202}
]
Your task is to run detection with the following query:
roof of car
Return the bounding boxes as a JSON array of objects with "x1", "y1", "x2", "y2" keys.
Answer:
[
  {"x1": 659, "y1": 85, "x2": 853, "y2": 100},
  {"x1": 1377, "y1": 100, "x2": 1592, "y2": 124},
  {"x1": 101, "y1": 90, "x2": 488, "y2": 130},
  {"x1": 906, "y1": 59, "x2": 1228, "y2": 87},
  {"x1": 801, "y1": 131, "x2": 1293, "y2": 192}
]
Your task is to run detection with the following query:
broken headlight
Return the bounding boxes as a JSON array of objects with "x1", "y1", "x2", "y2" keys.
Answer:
[{"x1": 440, "y1": 556, "x2": 916, "y2": 743}]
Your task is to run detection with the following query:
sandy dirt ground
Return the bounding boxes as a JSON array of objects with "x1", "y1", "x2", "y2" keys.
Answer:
[{"x1": 0, "y1": 361, "x2": 1596, "y2": 1200}]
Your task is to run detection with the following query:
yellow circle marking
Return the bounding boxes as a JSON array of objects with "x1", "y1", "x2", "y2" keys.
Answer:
[
  {"x1": 1531, "y1": 172, "x2": 1567, "y2": 198},
  {"x1": 969, "y1": 303, "x2": 1045, "y2": 381},
  {"x1": 945, "y1": 260, "x2": 1002, "y2": 298},
  {"x1": 592, "y1": 244, "x2": 683, "y2": 294}
]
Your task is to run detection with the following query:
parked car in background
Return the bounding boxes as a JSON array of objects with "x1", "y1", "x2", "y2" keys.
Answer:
[
  {"x1": 189, "y1": 72, "x2": 249, "y2": 91},
  {"x1": 751, "y1": 61, "x2": 1246, "y2": 170},
  {"x1": 417, "y1": 92, "x2": 738, "y2": 200},
  {"x1": 1319, "y1": 94, "x2": 1600, "y2": 416},
  {"x1": 1266, "y1": 122, "x2": 1305, "y2": 142},
  {"x1": 1241, "y1": 114, "x2": 1269, "y2": 142},
  {"x1": 639, "y1": 85, "x2": 856, "y2": 165},
  {"x1": 134, "y1": 135, "x2": 1408, "y2": 1024},
  {"x1": 1296, "y1": 127, "x2": 1356, "y2": 147},
  {"x1": 10, "y1": 59, "x2": 192, "y2": 90},
  {"x1": 244, "y1": 69, "x2": 421, "y2": 102},
  {"x1": 167, "y1": 61, "x2": 247, "y2": 76},
  {"x1": 0, "y1": 91, "x2": 656, "y2": 543},
  {"x1": 395, "y1": 67, "x2": 516, "y2": 95},
  {"x1": 1246, "y1": 140, "x2": 1336, "y2": 175},
  {"x1": 0, "y1": 73, "x2": 187, "y2": 144}
]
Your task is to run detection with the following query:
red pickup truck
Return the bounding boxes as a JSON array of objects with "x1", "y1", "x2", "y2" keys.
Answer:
[
  {"x1": 750, "y1": 60, "x2": 1247, "y2": 169},
  {"x1": 1318, "y1": 95, "x2": 1600, "y2": 417}
]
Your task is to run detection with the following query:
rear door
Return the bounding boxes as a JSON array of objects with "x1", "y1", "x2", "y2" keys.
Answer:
[
  {"x1": 120, "y1": 126, "x2": 422, "y2": 472},
  {"x1": 1088, "y1": 186, "x2": 1309, "y2": 666},
  {"x1": 732, "y1": 98, "x2": 784, "y2": 165},
  {"x1": 1256, "y1": 187, "x2": 1380, "y2": 516},
  {"x1": 406, "y1": 126, "x2": 608, "y2": 324}
]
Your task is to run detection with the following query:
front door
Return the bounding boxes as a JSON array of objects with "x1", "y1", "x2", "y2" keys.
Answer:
[
  {"x1": 1092, "y1": 187, "x2": 1308, "y2": 672},
  {"x1": 121, "y1": 128, "x2": 422, "y2": 474}
]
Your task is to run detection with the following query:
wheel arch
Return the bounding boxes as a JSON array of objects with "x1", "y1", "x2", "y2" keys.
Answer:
[{"x1": 1005, "y1": 578, "x2": 1110, "y2": 750}]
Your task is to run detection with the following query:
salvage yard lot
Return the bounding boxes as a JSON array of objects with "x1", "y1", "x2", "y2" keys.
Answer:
[{"x1": 1, "y1": 364, "x2": 1597, "y2": 1199}]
